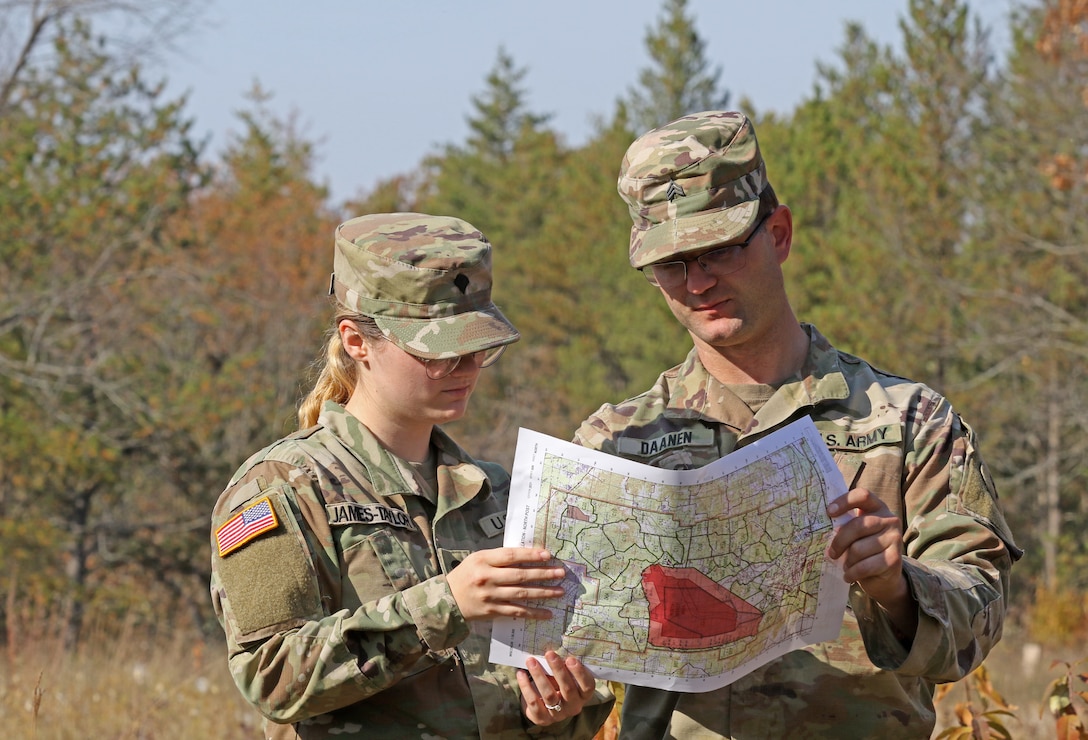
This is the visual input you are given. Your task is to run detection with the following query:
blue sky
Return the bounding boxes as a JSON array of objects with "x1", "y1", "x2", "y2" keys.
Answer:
[{"x1": 159, "y1": 0, "x2": 1014, "y2": 203}]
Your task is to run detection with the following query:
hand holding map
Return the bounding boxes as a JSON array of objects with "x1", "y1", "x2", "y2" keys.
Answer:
[{"x1": 489, "y1": 417, "x2": 852, "y2": 692}]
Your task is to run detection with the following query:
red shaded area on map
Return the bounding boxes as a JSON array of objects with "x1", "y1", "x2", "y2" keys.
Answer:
[{"x1": 642, "y1": 564, "x2": 763, "y2": 649}]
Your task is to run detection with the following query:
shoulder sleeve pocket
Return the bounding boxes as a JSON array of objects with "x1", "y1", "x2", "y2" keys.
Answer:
[
  {"x1": 955, "y1": 453, "x2": 1023, "y2": 561},
  {"x1": 214, "y1": 483, "x2": 325, "y2": 642},
  {"x1": 950, "y1": 419, "x2": 1023, "y2": 561}
]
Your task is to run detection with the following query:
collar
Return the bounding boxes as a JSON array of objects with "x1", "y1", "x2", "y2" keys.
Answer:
[
  {"x1": 665, "y1": 324, "x2": 851, "y2": 434},
  {"x1": 317, "y1": 401, "x2": 491, "y2": 509},
  {"x1": 748, "y1": 325, "x2": 850, "y2": 433}
]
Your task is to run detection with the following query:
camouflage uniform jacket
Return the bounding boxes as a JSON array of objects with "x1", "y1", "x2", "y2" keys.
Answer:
[
  {"x1": 210, "y1": 401, "x2": 613, "y2": 739},
  {"x1": 573, "y1": 325, "x2": 1020, "y2": 740}
]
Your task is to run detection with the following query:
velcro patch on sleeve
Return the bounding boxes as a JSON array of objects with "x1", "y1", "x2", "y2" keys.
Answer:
[
  {"x1": 216, "y1": 488, "x2": 324, "y2": 639},
  {"x1": 216, "y1": 496, "x2": 279, "y2": 557}
]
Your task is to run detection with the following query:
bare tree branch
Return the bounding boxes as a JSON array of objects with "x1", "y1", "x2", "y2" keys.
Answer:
[{"x1": 0, "y1": 0, "x2": 207, "y2": 114}]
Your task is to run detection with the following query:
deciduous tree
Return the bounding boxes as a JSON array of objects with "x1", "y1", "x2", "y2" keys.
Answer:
[
  {"x1": 964, "y1": 0, "x2": 1088, "y2": 592},
  {"x1": 0, "y1": 19, "x2": 203, "y2": 646}
]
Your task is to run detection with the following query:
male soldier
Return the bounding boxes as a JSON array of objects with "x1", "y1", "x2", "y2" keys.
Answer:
[{"x1": 573, "y1": 111, "x2": 1020, "y2": 738}]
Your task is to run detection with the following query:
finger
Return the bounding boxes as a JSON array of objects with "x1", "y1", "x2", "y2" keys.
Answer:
[
  {"x1": 827, "y1": 522, "x2": 863, "y2": 561},
  {"x1": 523, "y1": 656, "x2": 567, "y2": 720},
  {"x1": 526, "y1": 654, "x2": 562, "y2": 697},
  {"x1": 563, "y1": 655, "x2": 597, "y2": 695},
  {"x1": 492, "y1": 565, "x2": 568, "y2": 586},
  {"x1": 481, "y1": 547, "x2": 554, "y2": 567},
  {"x1": 838, "y1": 536, "x2": 884, "y2": 570},
  {"x1": 828, "y1": 516, "x2": 881, "y2": 555},
  {"x1": 842, "y1": 537, "x2": 902, "y2": 578},
  {"x1": 516, "y1": 668, "x2": 552, "y2": 725},
  {"x1": 828, "y1": 529, "x2": 882, "y2": 564},
  {"x1": 517, "y1": 666, "x2": 543, "y2": 702},
  {"x1": 543, "y1": 651, "x2": 577, "y2": 698},
  {"x1": 827, "y1": 487, "x2": 888, "y2": 518},
  {"x1": 490, "y1": 584, "x2": 566, "y2": 604},
  {"x1": 827, "y1": 509, "x2": 899, "y2": 560},
  {"x1": 479, "y1": 601, "x2": 554, "y2": 620}
]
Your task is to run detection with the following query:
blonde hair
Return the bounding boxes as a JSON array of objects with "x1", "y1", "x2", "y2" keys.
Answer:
[{"x1": 297, "y1": 309, "x2": 383, "y2": 428}]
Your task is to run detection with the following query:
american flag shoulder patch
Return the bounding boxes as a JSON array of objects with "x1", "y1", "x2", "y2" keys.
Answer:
[{"x1": 216, "y1": 496, "x2": 279, "y2": 557}]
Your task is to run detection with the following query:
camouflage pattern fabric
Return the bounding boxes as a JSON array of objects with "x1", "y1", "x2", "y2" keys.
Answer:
[
  {"x1": 210, "y1": 402, "x2": 613, "y2": 739},
  {"x1": 331, "y1": 212, "x2": 520, "y2": 360},
  {"x1": 573, "y1": 325, "x2": 1020, "y2": 740},
  {"x1": 617, "y1": 111, "x2": 768, "y2": 269}
]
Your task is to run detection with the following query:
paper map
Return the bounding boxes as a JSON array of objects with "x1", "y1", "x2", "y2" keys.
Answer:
[{"x1": 488, "y1": 417, "x2": 851, "y2": 692}]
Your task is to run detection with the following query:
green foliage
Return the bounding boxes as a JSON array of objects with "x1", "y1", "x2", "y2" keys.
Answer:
[
  {"x1": 409, "y1": 49, "x2": 569, "y2": 460},
  {"x1": 626, "y1": 0, "x2": 729, "y2": 132},
  {"x1": 0, "y1": 18, "x2": 205, "y2": 645},
  {"x1": 131, "y1": 87, "x2": 336, "y2": 635},
  {"x1": 417, "y1": 53, "x2": 693, "y2": 461},
  {"x1": 772, "y1": 1, "x2": 993, "y2": 392},
  {"x1": 960, "y1": 0, "x2": 1088, "y2": 590},
  {"x1": 541, "y1": 108, "x2": 690, "y2": 425},
  {"x1": 0, "y1": 19, "x2": 333, "y2": 646},
  {"x1": 765, "y1": 23, "x2": 905, "y2": 364},
  {"x1": 2, "y1": 0, "x2": 1087, "y2": 653}
]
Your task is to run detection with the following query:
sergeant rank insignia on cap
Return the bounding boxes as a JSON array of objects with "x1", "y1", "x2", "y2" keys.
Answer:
[{"x1": 216, "y1": 496, "x2": 279, "y2": 557}]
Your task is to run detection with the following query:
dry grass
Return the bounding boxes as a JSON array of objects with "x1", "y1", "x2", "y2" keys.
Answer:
[
  {"x1": 1, "y1": 626, "x2": 257, "y2": 739},
  {"x1": 2, "y1": 622, "x2": 1083, "y2": 739}
]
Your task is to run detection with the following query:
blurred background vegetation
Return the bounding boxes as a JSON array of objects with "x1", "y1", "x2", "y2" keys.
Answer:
[{"x1": 1, "y1": 0, "x2": 1086, "y2": 736}]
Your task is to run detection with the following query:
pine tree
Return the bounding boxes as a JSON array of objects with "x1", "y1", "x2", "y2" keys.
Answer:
[{"x1": 627, "y1": 0, "x2": 729, "y2": 133}]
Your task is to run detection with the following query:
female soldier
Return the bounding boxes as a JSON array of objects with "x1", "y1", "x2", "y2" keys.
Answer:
[{"x1": 209, "y1": 213, "x2": 613, "y2": 739}]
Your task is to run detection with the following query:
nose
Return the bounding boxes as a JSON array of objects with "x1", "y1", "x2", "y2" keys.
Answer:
[{"x1": 685, "y1": 259, "x2": 717, "y2": 294}]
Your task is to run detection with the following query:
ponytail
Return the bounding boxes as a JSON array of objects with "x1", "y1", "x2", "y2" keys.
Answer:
[{"x1": 297, "y1": 309, "x2": 383, "y2": 428}]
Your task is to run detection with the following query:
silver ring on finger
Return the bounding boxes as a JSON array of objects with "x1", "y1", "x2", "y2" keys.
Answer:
[{"x1": 545, "y1": 700, "x2": 562, "y2": 712}]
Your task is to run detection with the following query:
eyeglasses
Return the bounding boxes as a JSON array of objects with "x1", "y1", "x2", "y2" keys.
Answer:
[
  {"x1": 392, "y1": 339, "x2": 507, "y2": 380},
  {"x1": 641, "y1": 215, "x2": 768, "y2": 288}
]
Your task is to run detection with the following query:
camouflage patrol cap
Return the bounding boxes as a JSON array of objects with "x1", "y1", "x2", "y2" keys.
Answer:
[
  {"x1": 330, "y1": 213, "x2": 519, "y2": 359},
  {"x1": 618, "y1": 111, "x2": 769, "y2": 269}
]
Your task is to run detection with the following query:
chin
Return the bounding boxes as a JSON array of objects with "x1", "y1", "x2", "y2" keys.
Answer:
[
  {"x1": 432, "y1": 404, "x2": 470, "y2": 424},
  {"x1": 692, "y1": 323, "x2": 746, "y2": 347}
]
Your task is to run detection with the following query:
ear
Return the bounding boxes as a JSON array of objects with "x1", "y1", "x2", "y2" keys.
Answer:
[
  {"x1": 767, "y1": 204, "x2": 794, "y2": 265},
  {"x1": 338, "y1": 319, "x2": 370, "y2": 362}
]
